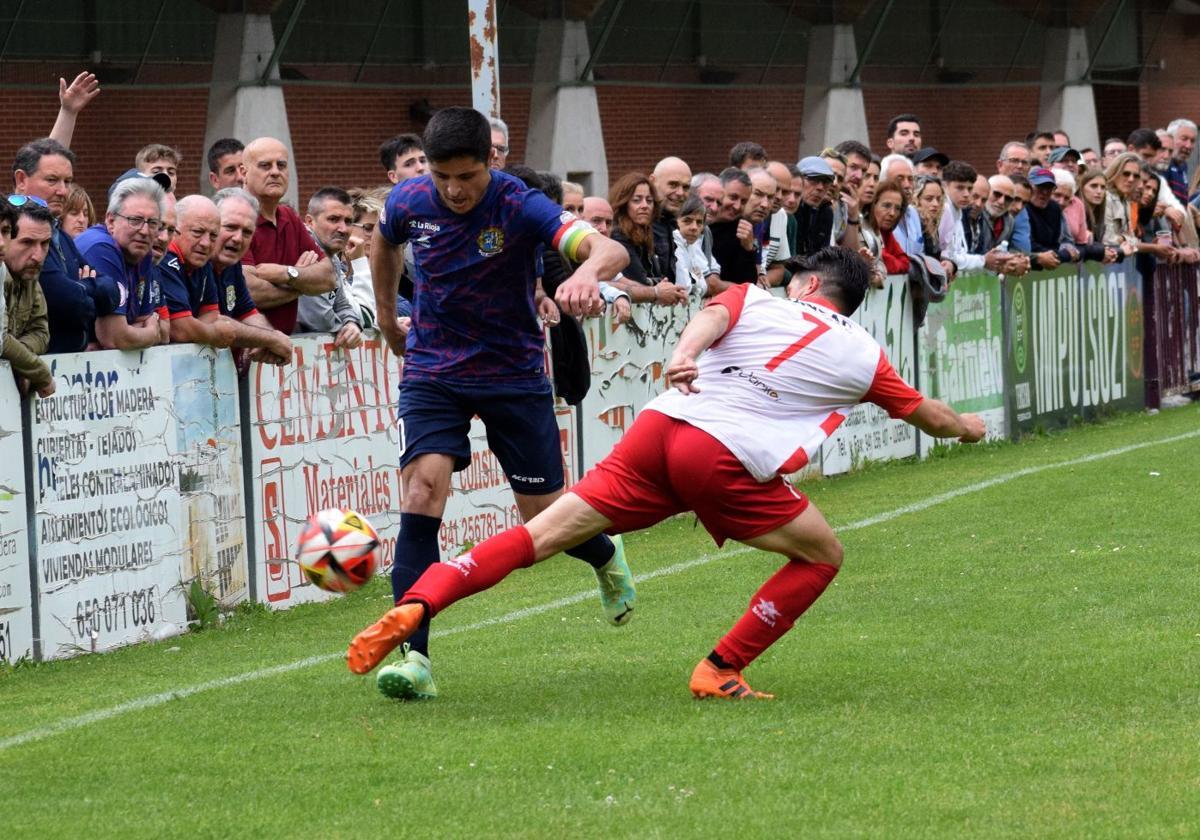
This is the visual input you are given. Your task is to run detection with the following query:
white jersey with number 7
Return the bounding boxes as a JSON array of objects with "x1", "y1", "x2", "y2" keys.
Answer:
[{"x1": 647, "y1": 284, "x2": 924, "y2": 482}]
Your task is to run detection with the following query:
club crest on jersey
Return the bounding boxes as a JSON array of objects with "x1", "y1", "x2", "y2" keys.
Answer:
[
  {"x1": 225, "y1": 284, "x2": 237, "y2": 312},
  {"x1": 476, "y1": 226, "x2": 505, "y2": 257}
]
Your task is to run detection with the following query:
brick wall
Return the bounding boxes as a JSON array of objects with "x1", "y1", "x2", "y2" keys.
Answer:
[
  {"x1": 863, "y1": 86, "x2": 1042, "y2": 173},
  {"x1": 0, "y1": 75, "x2": 1191, "y2": 207},
  {"x1": 0, "y1": 88, "x2": 209, "y2": 204},
  {"x1": 596, "y1": 86, "x2": 806, "y2": 182}
]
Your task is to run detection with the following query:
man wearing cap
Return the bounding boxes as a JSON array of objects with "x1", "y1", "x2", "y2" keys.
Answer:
[
  {"x1": 793, "y1": 156, "x2": 836, "y2": 259},
  {"x1": 913, "y1": 148, "x2": 948, "y2": 178},
  {"x1": 11, "y1": 138, "x2": 114, "y2": 353},
  {"x1": 1025, "y1": 167, "x2": 1108, "y2": 269},
  {"x1": 76, "y1": 177, "x2": 167, "y2": 350},
  {"x1": 238, "y1": 136, "x2": 335, "y2": 334},
  {"x1": 1048, "y1": 147, "x2": 1081, "y2": 178}
]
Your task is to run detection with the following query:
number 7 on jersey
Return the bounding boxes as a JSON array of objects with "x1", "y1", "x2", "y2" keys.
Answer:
[{"x1": 765, "y1": 313, "x2": 830, "y2": 371}]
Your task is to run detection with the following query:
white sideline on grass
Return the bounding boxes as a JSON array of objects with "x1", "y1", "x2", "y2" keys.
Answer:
[{"x1": 2, "y1": 428, "x2": 1196, "y2": 753}]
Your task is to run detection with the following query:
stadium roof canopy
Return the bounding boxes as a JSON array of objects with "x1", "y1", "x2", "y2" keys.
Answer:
[{"x1": 0, "y1": 0, "x2": 1182, "y2": 90}]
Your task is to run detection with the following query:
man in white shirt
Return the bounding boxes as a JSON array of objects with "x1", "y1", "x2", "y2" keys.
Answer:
[
  {"x1": 347, "y1": 246, "x2": 985, "y2": 701},
  {"x1": 938, "y1": 161, "x2": 1010, "y2": 276}
]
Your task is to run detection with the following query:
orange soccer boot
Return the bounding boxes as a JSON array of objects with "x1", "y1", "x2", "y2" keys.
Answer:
[
  {"x1": 688, "y1": 658, "x2": 775, "y2": 700},
  {"x1": 346, "y1": 603, "x2": 425, "y2": 675}
]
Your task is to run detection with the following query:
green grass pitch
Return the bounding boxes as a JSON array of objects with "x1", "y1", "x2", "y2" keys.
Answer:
[{"x1": 2, "y1": 403, "x2": 1198, "y2": 839}]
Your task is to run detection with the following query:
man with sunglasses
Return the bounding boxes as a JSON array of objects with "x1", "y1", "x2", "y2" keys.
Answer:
[
  {"x1": 76, "y1": 178, "x2": 166, "y2": 350},
  {"x1": 11, "y1": 138, "x2": 113, "y2": 353},
  {"x1": 982, "y1": 175, "x2": 1017, "y2": 250}
]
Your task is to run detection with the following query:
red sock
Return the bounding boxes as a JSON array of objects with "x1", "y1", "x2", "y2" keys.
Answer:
[
  {"x1": 403, "y1": 526, "x2": 536, "y2": 617},
  {"x1": 713, "y1": 561, "x2": 839, "y2": 671}
]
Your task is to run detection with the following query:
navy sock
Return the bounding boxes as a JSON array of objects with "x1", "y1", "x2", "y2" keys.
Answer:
[
  {"x1": 391, "y1": 512, "x2": 442, "y2": 656},
  {"x1": 564, "y1": 533, "x2": 615, "y2": 569}
]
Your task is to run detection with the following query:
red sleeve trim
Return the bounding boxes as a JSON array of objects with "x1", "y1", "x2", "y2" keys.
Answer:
[
  {"x1": 167, "y1": 311, "x2": 191, "y2": 321},
  {"x1": 864, "y1": 349, "x2": 924, "y2": 418},
  {"x1": 779, "y1": 446, "x2": 810, "y2": 475},
  {"x1": 199, "y1": 304, "x2": 219, "y2": 314},
  {"x1": 156, "y1": 306, "x2": 169, "y2": 319},
  {"x1": 705, "y1": 283, "x2": 751, "y2": 341},
  {"x1": 237, "y1": 308, "x2": 260, "y2": 321}
]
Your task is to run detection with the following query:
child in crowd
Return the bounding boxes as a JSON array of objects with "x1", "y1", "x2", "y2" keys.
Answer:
[{"x1": 672, "y1": 194, "x2": 709, "y2": 295}]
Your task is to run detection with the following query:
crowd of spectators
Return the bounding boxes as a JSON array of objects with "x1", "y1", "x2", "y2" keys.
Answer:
[{"x1": 3, "y1": 72, "x2": 1200, "y2": 398}]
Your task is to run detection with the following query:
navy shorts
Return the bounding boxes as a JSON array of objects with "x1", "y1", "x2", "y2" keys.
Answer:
[{"x1": 397, "y1": 377, "x2": 564, "y2": 496}]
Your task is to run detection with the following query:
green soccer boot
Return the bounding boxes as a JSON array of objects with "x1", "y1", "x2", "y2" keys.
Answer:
[
  {"x1": 594, "y1": 534, "x2": 636, "y2": 626},
  {"x1": 376, "y1": 646, "x2": 439, "y2": 700}
]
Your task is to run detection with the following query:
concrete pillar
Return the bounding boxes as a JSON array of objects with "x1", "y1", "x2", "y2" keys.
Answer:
[
  {"x1": 524, "y1": 19, "x2": 609, "y2": 196},
  {"x1": 202, "y1": 13, "x2": 298, "y2": 207},
  {"x1": 1038, "y1": 27, "x2": 1099, "y2": 153},
  {"x1": 799, "y1": 25, "x2": 869, "y2": 158}
]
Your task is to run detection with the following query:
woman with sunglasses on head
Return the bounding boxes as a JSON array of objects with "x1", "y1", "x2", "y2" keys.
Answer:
[{"x1": 1102, "y1": 153, "x2": 1143, "y2": 257}]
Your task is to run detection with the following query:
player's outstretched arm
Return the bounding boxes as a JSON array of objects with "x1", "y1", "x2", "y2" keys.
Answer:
[
  {"x1": 665, "y1": 305, "x2": 730, "y2": 394},
  {"x1": 556, "y1": 233, "x2": 629, "y2": 317},
  {"x1": 905, "y1": 398, "x2": 986, "y2": 443}
]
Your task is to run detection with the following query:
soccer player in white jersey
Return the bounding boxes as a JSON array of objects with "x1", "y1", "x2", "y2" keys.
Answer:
[{"x1": 348, "y1": 246, "x2": 986, "y2": 700}]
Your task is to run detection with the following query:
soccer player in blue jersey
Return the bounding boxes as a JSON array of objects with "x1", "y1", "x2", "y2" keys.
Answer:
[{"x1": 360, "y1": 106, "x2": 632, "y2": 700}]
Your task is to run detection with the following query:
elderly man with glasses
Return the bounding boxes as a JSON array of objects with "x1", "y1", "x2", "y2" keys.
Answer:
[
  {"x1": 75, "y1": 176, "x2": 167, "y2": 350},
  {"x1": 996, "y1": 141, "x2": 1031, "y2": 178}
]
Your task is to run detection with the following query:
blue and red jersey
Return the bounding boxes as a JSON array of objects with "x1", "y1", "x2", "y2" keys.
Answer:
[
  {"x1": 378, "y1": 170, "x2": 594, "y2": 385},
  {"x1": 75, "y1": 224, "x2": 165, "y2": 324},
  {"x1": 158, "y1": 242, "x2": 219, "y2": 320},
  {"x1": 213, "y1": 262, "x2": 259, "y2": 320}
]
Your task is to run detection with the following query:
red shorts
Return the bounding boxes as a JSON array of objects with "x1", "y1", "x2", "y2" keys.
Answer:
[{"x1": 571, "y1": 409, "x2": 809, "y2": 546}]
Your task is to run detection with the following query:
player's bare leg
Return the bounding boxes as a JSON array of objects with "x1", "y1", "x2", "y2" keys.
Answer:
[
  {"x1": 690, "y1": 503, "x2": 843, "y2": 700},
  {"x1": 515, "y1": 490, "x2": 636, "y2": 626},
  {"x1": 348, "y1": 493, "x2": 614, "y2": 675}
]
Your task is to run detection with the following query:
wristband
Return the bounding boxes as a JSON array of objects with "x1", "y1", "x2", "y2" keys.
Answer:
[
  {"x1": 847, "y1": 218, "x2": 860, "y2": 225},
  {"x1": 653, "y1": 284, "x2": 660, "y2": 301}
]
